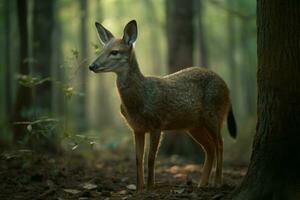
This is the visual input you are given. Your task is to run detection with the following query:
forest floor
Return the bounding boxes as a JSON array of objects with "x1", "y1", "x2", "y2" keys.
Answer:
[{"x1": 0, "y1": 150, "x2": 246, "y2": 200}]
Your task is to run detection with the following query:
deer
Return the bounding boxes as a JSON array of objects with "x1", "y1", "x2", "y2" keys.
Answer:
[{"x1": 89, "y1": 20, "x2": 237, "y2": 192}]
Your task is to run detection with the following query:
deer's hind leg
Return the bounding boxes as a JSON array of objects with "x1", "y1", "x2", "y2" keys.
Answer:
[
  {"x1": 189, "y1": 127, "x2": 216, "y2": 187},
  {"x1": 215, "y1": 134, "x2": 223, "y2": 187},
  {"x1": 206, "y1": 120, "x2": 223, "y2": 187}
]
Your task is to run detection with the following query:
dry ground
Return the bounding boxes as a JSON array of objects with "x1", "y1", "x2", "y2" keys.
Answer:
[{"x1": 0, "y1": 150, "x2": 246, "y2": 200}]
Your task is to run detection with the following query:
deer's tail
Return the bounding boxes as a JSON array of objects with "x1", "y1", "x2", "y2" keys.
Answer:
[{"x1": 227, "y1": 105, "x2": 237, "y2": 139}]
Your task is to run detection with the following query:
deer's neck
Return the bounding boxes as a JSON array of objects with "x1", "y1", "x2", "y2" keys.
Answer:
[{"x1": 116, "y1": 51, "x2": 145, "y2": 110}]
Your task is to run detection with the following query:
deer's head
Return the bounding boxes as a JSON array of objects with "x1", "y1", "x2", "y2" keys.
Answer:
[{"x1": 89, "y1": 20, "x2": 138, "y2": 73}]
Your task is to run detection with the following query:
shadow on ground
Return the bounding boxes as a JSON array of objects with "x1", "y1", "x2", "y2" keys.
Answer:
[{"x1": 0, "y1": 150, "x2": 246, "y2": 200}]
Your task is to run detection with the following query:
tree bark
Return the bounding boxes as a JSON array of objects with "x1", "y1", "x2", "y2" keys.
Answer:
[
  {"x1": 12, "y1": 0, "x2": 33, "y2": 142},
  {"x1": 166, "y1": 0, "x2": 194, "y2": 72},
  {"x1": 233, "y1": 0, "x2": 300, "y2": 199},
  {"x1": 4, "y1": 0, "x2": 12, "y2": 115},
  {"x1": 163, "y1": 0, "x2": 200, "y2": 159},
  {"x1": 52, "y1": 0, "x2": 64, "y2": 116},
  {"x1": 33, "y1": 0, "x2": 54, "y2": 114},
  {"x1": 76, "y1": 0, "x2": 88, "y2": 131}
]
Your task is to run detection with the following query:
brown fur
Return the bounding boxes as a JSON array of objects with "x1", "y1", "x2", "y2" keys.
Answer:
[{"x1": 89, "y1": 20, "x2": 232, "y2": 192}]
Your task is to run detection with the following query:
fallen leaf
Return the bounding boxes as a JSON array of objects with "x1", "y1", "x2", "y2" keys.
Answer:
[
  {"x1": 27, "y1": 125, "x2": 32, "y2": 132},
  {"x1": 118, "y1": 190, "x2": 127, "y2": 195},
  {"x1": 39, "y1": 188, "x2": 55, "y2": 198},
  {"x1": 82, "y1": 183, "x2": 97, "y2": 190},
  {"x1": 63, "y1": 189, "x2": 81, "y2": 194},
  {"x1": 126, "y1": 184, "x2": 136, "y2": 190},
  {"x1": 121, "y1": 177, "x2": 129, "y2": 182},
  {"x1": 79, "y1": 198, "x2": 89, "y2": 200},
  {"x1": 173, "y1": 188, "x2": 185, "y2": 194},
  {"x1": 46, "y1": 179, "x2": 55, "y2": 188},
  {"x1": 72, "y1": 145, "x2": 78, "y2": 151},
  {"x1": 212, "y1": 193, "x2": 225, "y2": 200}
]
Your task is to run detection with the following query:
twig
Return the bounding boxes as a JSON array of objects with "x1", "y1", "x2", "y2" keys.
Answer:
[
  {"x1": 205, "y1": 0, "x2": 255, "y2": 20},
  {"x1": 13, "y1": 118, "x2": 59, "y2": 125}
]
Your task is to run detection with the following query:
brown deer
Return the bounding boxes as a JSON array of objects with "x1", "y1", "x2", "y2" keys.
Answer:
[{"x1": 89, "y1": 20, "x2": 237, "y2": 192}]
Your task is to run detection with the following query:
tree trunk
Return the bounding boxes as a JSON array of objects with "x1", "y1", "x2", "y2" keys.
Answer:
[
  {"x1": 144, "y1": 0, "x2": 163, "y2": 75},
  {"x1": 76, "y1": 0, "x2": 88, "y2": 131},
  {"x1": 195, "y1": 0, "x2": 209, "y2": 68},
  {"x1": 234, "y1": 1, "x2": 300, "y2": 199},
  {"x1": 12, "y1": 0, "x2": 33, "y2": 142},
  {"x1": 166, "y1": 0, "x2": 194, "y2": 72},
  {"x1": 4, "y1": 0, "x2": 12, "y2": 115},
  {"x1": 33, "y1": 0, "x2": 54, "y2": 114},
  {"x1": 163, "y1": 0, "x2": 200, "y2": 159},
  {"x1": 52, "y1": 0, "x2": 64, "y2": 116}
]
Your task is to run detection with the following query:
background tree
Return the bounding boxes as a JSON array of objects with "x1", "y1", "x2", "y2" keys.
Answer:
[
  {"x1": 51, "y1": 1, "x2": 64, "y2": 117},
  {"x1": 4, "y1": 0, "x2": 12, "y2": 115},
  {"x1": 12, "y1": 0, "x2": 32, "y2": 142},
  {"x1": 33, "y1": 0, "x2": 54, "y2": 114},
  {"x1": 238, "y1": 0, "x2": 256, "y2": 117},
  {"x1": 143, "y1": 0, "x2": 163, "y2": 75},
  {"x1": 234, "y1": 0, "x2": 300, "y2": 199},
  {"x1": 163, "y1": 0, "x2": 200, "y2": 158},
  {"x1": 76, "y1": 0, "x2": 89, "y2": 131},
  {"x1": 195, "y1": 0, "x2": 209, "y2": 68}
]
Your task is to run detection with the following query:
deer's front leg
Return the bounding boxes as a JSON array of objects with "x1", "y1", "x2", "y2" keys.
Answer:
[
  {"x1": 134, "y1": 131, "x2": 145, "y2": 192},
  {"x1": 147, "y1": 130, "x2": 161, "y2": 189}
]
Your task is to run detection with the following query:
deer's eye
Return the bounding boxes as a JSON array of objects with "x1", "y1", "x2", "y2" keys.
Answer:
[{"x1": 110, "y1": 50, "x2": 119, "y2": 56}]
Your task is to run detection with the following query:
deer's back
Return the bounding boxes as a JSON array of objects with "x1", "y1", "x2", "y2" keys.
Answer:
[
  {"x1": 157, "y1": 67, "x2": 229, "y2": 130},
  {"x1": 122, "y1": 67, "x2": 230, "y2": 132}
]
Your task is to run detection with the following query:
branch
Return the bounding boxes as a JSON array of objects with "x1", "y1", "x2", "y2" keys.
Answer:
[
  {"x1": 205, "y1": 0, "x2": 255, "y2": 21},
  {"x1": 13, "y1": 118, "x2": 59, "y2": 125}
]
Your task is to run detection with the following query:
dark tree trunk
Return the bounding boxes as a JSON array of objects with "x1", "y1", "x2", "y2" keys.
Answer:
[
  {"x1": 76, "y1": 0, "x2": 88, "y2": 131},
  {"x1": 163, "y1": 0, "x2": 200, "y2": 159},
  {"x1": 234, "y1": 1, "x2": 300, "y2": 199},
  {"x1": 4, "y1": 0, "x2": 12, "y2": 115},
  {"x1": 12, "y1": 0, "x2": 33, "y2": 142},
  {"x1": 195, "y1": 0, "x2": 209, "y2": 68},
  {"x1": 166, "y1": 0, "x2": 194, "y2": 72},
  {"x1": 33, "y1": 0, "x2": 54, "y2": 114},
  {"x1": 52, "y1": 0, "x2": 64, "y2": 116}
]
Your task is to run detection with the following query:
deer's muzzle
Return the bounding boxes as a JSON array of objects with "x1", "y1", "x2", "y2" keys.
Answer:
[{"x1": 89, "y1": 63, "x2": 99, "y2": 71}]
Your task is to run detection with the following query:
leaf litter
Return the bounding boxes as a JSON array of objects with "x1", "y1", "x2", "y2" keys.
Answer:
[{"x1": 0, "y1": 151, "x2": 246, "y2": 200}]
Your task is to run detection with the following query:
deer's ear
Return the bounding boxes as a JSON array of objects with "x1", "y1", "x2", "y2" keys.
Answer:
[
  {"x1": 122, "y1": 20, "x2": 137, "y2": 46},
  {"x1": 95, "y1": 22, "x2": 114, "y2": 44}
]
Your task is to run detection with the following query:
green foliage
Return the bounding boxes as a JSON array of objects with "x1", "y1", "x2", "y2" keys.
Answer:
[
  {"x1": 71, "y1": 49, "x2": 79, "y2": 59},
  {"x1": 14, "y1": 117, "x2": 59, "y2": 146},
  {"x1": 17, "y1": 74, "x2": 51, "y2": 88}
]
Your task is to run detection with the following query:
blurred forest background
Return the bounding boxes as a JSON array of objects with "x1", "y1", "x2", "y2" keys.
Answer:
[{"x1": 0, "y1": 0, "x2": 256, "y2": 165}]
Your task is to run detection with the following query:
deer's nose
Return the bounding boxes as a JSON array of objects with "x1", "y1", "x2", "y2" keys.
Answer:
[{"x1": 89, "y1": 63, "x2": 99, "y2": 71}]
